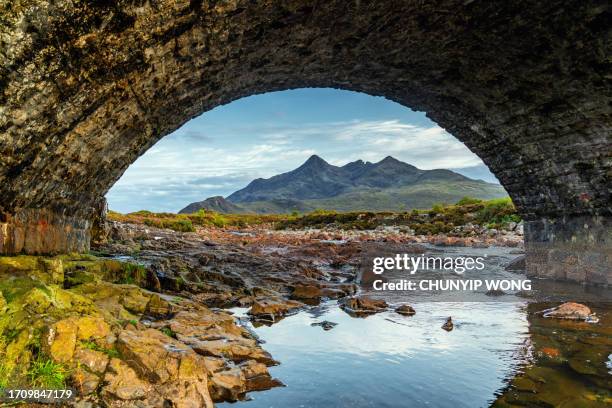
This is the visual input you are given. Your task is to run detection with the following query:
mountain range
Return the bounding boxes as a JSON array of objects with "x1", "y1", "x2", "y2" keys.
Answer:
[{"x1": 179, "y1": 155, "x2": 507, "y2": 214}]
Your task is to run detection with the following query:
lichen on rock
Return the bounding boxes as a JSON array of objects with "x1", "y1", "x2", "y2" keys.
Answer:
[{"x1": 0, "y1": 253, "x2": 281, "y2": 405}]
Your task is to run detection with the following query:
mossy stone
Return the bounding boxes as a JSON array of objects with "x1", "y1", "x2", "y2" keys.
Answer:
[
  {"x1": 39, "y1": 258, "x2": 64, "y2": 284},
  {"x1": 46, "y1": 318, "x2": 78, "y2": 363},
  {"x1": 76, "y1": 316, "x2": 111, "y2": 341},
  {"x1": 23, "y1": 287, "x2": 53, "y2": 314}
]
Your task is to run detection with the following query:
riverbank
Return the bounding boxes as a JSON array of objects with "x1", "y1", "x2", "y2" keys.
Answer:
[{"x1": 0, "y1": 220, "x2": 609, "y2": 407}]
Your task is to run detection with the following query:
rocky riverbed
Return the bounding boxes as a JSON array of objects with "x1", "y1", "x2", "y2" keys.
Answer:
[{"x1": 0, "y1": 221, "x2": 609, "y2": 407}]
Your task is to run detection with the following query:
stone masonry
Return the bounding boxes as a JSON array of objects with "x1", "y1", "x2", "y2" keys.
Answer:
[{"x1": 0, "y1": 1, "x2": 610, "y2": 282}]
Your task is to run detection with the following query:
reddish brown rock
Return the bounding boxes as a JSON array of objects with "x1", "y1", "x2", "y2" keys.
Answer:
[
  {"x1": 291, "y1": 284, "x2": 322, "y2": 300},
  {"x1": 114, "y1": 328, "x2": 214, "y2": 407},
  {"x1": 248, "y1": 298, "x2": 303, "y2": 321},
  {"x1": 542, "y1": 302, "x2": 593, "y2": 320},
  {"x1": 339, "y1": 296, "x2": 388, "y2": 316},
  {"x1": 102, "y1": 358, "x2": 152, "y2": 401}
]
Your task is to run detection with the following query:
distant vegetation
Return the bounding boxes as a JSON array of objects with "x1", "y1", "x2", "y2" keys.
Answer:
[
  {"x1": 108, "y1": 197, "x2": 520, "y2": 233},
  {"x1": 276, "y1": 197, "x2": 519, "y2": 232},
  {"x1": 108, "y1": 209, "x2": 292, "y2": 232}
]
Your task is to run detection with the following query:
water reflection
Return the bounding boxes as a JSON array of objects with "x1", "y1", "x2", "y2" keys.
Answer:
[
  {"x1": 223, "y1": 301, "x2": 529, "y2": 408},
  {"x1": 220, "y1": 246, "x2": 611, "y2": 408}
]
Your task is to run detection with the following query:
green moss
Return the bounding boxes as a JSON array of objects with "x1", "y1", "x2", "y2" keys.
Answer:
[
  {"x1": 160, "y1": 327, "x2": 176, "y2": 339},
  {"x1": 0, "y1": 363, "x2": 9, "y2": 391},
  {"x1": 3, "y1": 328, "x2": 20, "y2": 344},
  {"x1": 81, "y1": 340, "x2": 120, "y2": 359},
  {"x1": 116, "y1": 263, "x2": 146, "y2": 285}
]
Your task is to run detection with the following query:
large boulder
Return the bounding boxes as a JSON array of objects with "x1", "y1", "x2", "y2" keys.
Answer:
[
  {"x1": 187, "y1": 338, "x2": 277, "y2": 366},
  {"x1": 209, "y1": 359, "x2": 283, "y2": 402},
  {"x1": 114, "y1": 328, "x2": 214, "y2": 407},
  {"x1": 209, "y1": 367, "x2": 246, "y2": 402}
]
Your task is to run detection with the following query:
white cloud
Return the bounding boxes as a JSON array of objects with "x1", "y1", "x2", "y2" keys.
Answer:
[{"x1": 107, "y1": 119, "x2": 486, "y2": 212}]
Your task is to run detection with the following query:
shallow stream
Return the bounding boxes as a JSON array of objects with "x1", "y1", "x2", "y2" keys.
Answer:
[{"x1": 220, "y1": 246, "x2": 611, "y2": 408}]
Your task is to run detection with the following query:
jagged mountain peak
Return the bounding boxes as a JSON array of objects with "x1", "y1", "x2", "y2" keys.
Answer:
[
  {"x1": 303, "y1": 154, "x2": 329, "y2": 166},
  {"x1": 179, "y1": 155, "x2": 505, "y2": 214}
]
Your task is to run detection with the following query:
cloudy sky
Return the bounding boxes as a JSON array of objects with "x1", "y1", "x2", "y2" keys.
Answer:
[{"x1": 106, "y1": 88, "x2": 498, "y2": 213}]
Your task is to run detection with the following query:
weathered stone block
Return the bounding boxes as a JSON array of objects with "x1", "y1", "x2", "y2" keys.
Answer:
[{"x1": 525, "y1": 216, "x2": 611, "y2": 286}]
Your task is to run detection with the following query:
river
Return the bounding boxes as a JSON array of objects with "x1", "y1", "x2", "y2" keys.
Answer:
[{"x1": 219, "y1": 246, "x2": 611, "y2": 408}]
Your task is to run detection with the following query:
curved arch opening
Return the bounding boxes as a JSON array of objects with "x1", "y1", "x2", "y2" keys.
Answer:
[{"x1": 106, "y1": 88, "x2": 504, "y2": 214}]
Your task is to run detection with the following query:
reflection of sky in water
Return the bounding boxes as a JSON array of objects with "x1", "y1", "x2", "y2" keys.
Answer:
[
  {"x1": 224, "y1": 301, "x2": 529, "y2": 408},
  {"x1": 220, "y1": 246, "x2": 610, "y2": 408}
]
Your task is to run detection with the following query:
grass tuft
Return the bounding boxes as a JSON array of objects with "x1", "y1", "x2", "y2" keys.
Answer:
[
  {"x1": 81, "y1": 340, "x2": 120, "y2": 358},
  {"x1": 27, "y1": 358, "x2": 69, "y2": 389}
]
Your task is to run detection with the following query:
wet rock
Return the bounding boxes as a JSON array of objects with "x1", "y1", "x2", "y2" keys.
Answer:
[
  {"x1": 472, "y1": 242, "x2": 489, "y2": 248},
  {"x1": 532, "y1": 343, "x2": 567, "y2": 366},
  {"x1": 248, "y1": 298, "x2": 303, "y2": 321},
  {"x1": 209, "y1": 367, "x2": 246, "y2": 402},
  {"x1": 155, "y1": 307, "x2": 277, "y2": 366},
  {"x1": 395, "y1": 304, "x2": 416, "y2": 316},
  {"x1": 510, "y1": 376, "x2": 539, "y2": 393},
  {"x1": 291, "y1": 284, "x2": 322, "y2": 300},
  {"x1": 505, "y1": 255, "x2": 526, "y2": 271},
  {"x1": 241, "y1": 360, "x2": 284, "y2": 392},
  {"x1": 339, "y1": 296, "x2": 388, "y2": 316},
  {"x1": 311, "y1": 321, "x2": 338, "y2": 330},
  {"x1": 442, "y1": 317, "x2": 454, "y2": 331},
  {"x1": 542, "y1": 302, "x2": 594, "y2": 321},
  {"x1": 188, "y1": 338, "x2": 276, "y2": 365},
  {"x1": 568, "y1": 349, "x2": 609, "y2": 377},
  {"x1": 485, "y1": 289, "x2": 506, "y2": 296},
  {"x1": 320, "y1": 287, "x2": 348, "y2": 299}
]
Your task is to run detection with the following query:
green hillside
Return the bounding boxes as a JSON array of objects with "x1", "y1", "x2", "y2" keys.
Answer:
[{"x1": 238, "y1": 180, "x2": 507, "y2": 214}]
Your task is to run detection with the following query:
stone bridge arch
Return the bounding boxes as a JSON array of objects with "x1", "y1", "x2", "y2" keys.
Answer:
[{"x1": 0, "y1": 1, "x2": 610, "y2": 283}]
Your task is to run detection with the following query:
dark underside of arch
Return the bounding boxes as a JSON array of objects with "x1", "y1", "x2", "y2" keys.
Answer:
[{"x1": 0, "y1": 0, "x2": 609, "y2": 283}]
